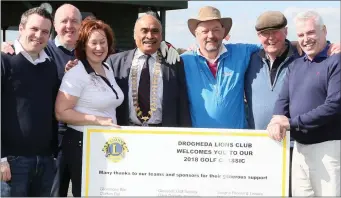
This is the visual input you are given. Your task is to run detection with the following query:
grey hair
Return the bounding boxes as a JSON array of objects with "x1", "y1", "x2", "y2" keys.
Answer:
[
  {"x1": 133, "y1": 12, "x2": 163, "y2": 37},
  {"x1": 294, "y1": 10, "x2": 324, "y2": 29},
  {"x1": 20, "y1": 7, "x2": 53, "y2": 27}
]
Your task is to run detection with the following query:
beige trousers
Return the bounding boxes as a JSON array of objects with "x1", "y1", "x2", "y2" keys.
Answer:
[{"x1": 292, "y1": 140, "x2": 340, "y2": 196}]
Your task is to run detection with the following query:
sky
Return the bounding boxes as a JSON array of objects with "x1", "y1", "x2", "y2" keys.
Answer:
[
  {"x1": 165, "y1": 1, "x2": 340, "y2": 48},
  {"x1": 2, "y1": 1, "x2": 340, "y2": 49}
]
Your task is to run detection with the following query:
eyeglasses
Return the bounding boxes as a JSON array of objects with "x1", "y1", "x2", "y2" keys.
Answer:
[{"x1": 257, "y1": 29, "x2": 282, "y2": 38}]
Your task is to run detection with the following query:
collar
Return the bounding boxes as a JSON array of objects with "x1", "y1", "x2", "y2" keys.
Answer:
[
  {"x1": 303, "y1": 41, "x2": 330, "y2": 61},
  {"x1": 135, "y1": 48, "x2": 157, "y2": 60},
  {"x1": 81, "y1": 59, "x2": 109, "y2": 74},
  {"x1": 54, "y1": 36, "x2": 74, "y2": 51},
  {"x1": 197, "y1": 44, "x2": 227, "y2": 63},
  {"x1": 14, "y1": 39, "x2": 50, "y2": 62}
]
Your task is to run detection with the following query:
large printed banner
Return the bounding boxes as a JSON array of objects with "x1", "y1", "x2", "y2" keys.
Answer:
[{"x1": 81, "y1": 126, "x2": 289, "y2": 197}]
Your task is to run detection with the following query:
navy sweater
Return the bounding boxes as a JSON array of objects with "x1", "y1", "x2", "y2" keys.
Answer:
[
  {"x1": 273, "y1": 45, "x2": 341, "y2": 144},
  {"x1": 45, "y1": 40, "x2": 75, "y2": 132},
  {"x1": 45, "y1": 39, "x2": 75, "y2": 80},
  {"x1": 1, "y1": 53, "x2": 60, "y2": 157}
]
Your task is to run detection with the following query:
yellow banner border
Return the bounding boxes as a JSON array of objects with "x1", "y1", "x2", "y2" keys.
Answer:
[{"x1": 84, "y1": 129, "x2": 287, "y2": 197}]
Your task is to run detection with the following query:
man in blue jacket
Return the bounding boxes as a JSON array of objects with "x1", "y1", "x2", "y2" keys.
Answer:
[
  {"x1": 268, "y1": 11, "x2": 340, "y2": 196},
  {"x1": 181, "y1": 6, "x2": 260, "y2": 129}
]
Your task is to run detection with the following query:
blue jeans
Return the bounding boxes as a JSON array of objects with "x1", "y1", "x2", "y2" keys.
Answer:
[
  {"x1": 7, "y1": 155, "x2": 55, "y2": 196},
  {"x1": 1, "y1": 181, "x2": 10, "y2": 197}
]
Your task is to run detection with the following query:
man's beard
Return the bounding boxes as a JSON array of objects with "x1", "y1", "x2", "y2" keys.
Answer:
[{"x1": 205, "y1": 42, "x2": 221, "y2": 52}]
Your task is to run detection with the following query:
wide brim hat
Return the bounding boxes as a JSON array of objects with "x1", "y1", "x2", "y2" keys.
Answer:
[{"x1": 188, "y1": 6, "x2": 232, "y2": 38}]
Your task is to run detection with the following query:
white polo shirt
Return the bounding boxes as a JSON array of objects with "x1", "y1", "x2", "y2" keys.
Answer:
[{"x1": 59, "y1": 60, "x2": 124, "y2": 132}]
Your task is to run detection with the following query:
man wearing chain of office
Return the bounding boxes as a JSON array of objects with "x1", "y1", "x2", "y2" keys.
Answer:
[{"x1": 106, "y1": 12, "x2": 192, "y2": 127}]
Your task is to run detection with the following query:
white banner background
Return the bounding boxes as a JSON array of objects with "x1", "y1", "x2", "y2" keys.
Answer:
[{"x1": 81, "y1": 126, "x2": 290, "y2": 197}]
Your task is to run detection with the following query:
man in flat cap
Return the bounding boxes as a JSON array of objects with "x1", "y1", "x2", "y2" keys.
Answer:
[{"x1": 244, "y1": 11, "x2": 299, "y2": 196}]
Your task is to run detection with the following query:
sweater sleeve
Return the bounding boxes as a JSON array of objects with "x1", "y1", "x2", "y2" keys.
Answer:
[
  {"x1": 1, "y1": 53, "x2": 9, "y2": 158},
  {"x1": 1, "y1": 53, "x2": 9, "y2": 82},
  {"x1": 289, "y1": 55, "x2": 341, "y2": 129}
]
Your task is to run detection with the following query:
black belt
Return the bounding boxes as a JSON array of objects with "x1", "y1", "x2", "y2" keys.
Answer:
[{"x1": 129, "y1": 122, "x2": 162, "y2": 127}]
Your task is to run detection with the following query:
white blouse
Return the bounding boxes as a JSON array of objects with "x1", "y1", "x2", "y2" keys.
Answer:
[{"x1": 59, "y1": 61, "x2": 124, "y2": 132}]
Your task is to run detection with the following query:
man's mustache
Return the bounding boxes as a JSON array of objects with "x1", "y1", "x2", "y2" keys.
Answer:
[
  {"x1": 142, "y1": 39, "x2": 157, "y2": 43},
  {"x1": 205, "y1": 39, "x2": 218, "y2": 44}
]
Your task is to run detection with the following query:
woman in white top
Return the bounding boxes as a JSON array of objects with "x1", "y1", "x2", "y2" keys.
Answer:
[{"x1": 55, "y1": 19, "x2": 123, "y2": 197}]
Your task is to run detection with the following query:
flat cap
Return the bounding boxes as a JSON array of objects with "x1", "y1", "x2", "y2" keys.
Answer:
[{"x1": 255, "y1": 11, "x2": 287, "y2": 32}]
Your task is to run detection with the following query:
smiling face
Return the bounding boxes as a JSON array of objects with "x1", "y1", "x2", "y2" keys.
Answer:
[
  {"x1": 54, "y1": 4, "x2": 81, "y2": 47},
  {"x1": 257, "y1": 27, "x2": 287, "y2": 55},
  {"x1": 295, "y1": 18, "x2": 327, "y2": 59},
  {"x1": 19, "y1": 13, "x2": 52, "y2": 55},
  {"x1": 85, "y1": 29, "x2": 108, "y2": 65},
  {"x1": 195, "y1": 20, "x2": 225, "y2": 53},
  {"x1": 134, "y1": 15, "x2": 162, "y2": 55}
]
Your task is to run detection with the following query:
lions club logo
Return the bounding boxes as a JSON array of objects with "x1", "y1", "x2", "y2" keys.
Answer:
[{"x1": 102, "y1": 137, "x2": 129, "y2": 163}]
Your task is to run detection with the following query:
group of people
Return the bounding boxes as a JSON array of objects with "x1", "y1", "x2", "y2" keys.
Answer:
[{"x1": 0, "y1": 3, "x2": 340, "y2": 197}]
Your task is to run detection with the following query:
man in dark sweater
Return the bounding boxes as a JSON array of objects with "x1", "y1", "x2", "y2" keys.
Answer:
[
  {"x1": 1, "y1": 7, "x2": 59, "y2": 196},
  {"x1": 1, "y1": 4, "x2": 82, "y2": 196},
  {"x1": 46, "y1": 4, "x2": 82, "y2": 196},
  {"x1": 268, "y1": 11, "x2": 340, "y2": 196}
]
